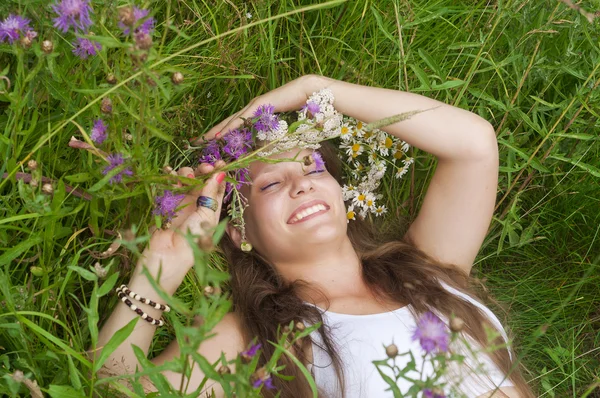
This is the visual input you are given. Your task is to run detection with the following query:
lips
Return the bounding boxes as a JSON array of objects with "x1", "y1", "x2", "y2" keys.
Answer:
[{"x1": 287, "y1": 199, "x2": 330, "y2": 224}]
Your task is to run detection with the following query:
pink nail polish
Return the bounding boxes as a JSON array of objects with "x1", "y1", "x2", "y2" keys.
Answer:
[
  {"x1": 215, "y1": 172, "x2": 226, "y2": 184},
  {"x1": 187, "y1": 173, "x2": 195, "y2": 178}
]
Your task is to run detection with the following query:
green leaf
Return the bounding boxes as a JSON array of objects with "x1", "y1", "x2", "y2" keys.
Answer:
[
  {"x1": 409, "y1": 64, "x2": 430, "y2": 89},
  {"x1": 65, "y1": 173, "x2": 93, "y2": 183},
  {"x1": 17, "y1": 317, "x2": 90, "y2": 366},
  {"x1": 549, "y1": 154, "x2": 600, "y2": 177},
  {"x1": 0, "y1": 236, "x2": 42, "y2": 266},
  {"x1": 551, "y1": 133, "x2": 599, "y2": 141},
  {"x1": 48, "y1": 385, "x2": 86, "y2": 398},
  {"x1": 68, "y1": 265, "x2": 98, "y2": 281},
  {"x1": 68, "y1": 355, "x2": 82, "y2": 390},
  {"x1": 497, "y1": 138, "x2": 550, "y2": 173},
  {"x1": 370, "y1": 6, "x2": 396, "y2": 45},
  {"x1": 269, "y1": 341, "x2": 318, "y2": 398},
  {"x1": 93, "y1": 317, "x2": 138, "y2": 373},
  {"x1": 431, "y1": 80, "x2": 465, "y2": 90},
  {"x1": 97, "y1": 272, "x2": 120, "y2": 297},
  {"x1": 145, "y1": 124, "x2": 173, "y2": 142}
]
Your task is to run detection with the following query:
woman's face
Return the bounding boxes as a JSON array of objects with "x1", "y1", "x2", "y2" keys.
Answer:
[{"x1": 239, "y1": 148, "x2": 348, "y2": 263}]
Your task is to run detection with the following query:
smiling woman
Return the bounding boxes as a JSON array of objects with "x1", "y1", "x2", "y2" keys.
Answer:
[{"x1": 94, "y1": 75, "x2": 535, "y2": 397}]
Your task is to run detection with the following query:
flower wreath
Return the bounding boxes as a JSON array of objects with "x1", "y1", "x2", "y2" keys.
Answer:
[{"x1": 155, "y1": 89, "x2": 415, "y2": 240}]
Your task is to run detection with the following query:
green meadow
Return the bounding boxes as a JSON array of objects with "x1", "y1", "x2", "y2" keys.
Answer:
[{"x1": 0, "y1": 0, "x2": 598, "y2": 396}]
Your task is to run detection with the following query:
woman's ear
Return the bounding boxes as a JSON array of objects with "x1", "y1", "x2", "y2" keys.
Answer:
[{"x1": 225, "y1": 222, "x2": 243, "y2": 247}]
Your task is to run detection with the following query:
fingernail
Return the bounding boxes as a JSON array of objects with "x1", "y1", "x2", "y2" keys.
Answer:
[
  {"x1": 215, "y1": 132, "x2": 221, "y2": 138},
  {"x1": 215, "y1": 172, "x2": 226, "y2": 184},
  {"x1": 187, "y1": 173, "x2": 195, "y2": 178}
]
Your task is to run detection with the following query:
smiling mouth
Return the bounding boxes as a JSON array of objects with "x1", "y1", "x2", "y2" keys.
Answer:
[{"x1": 288, "y1": 204, "x2": 329, "y2": 224}]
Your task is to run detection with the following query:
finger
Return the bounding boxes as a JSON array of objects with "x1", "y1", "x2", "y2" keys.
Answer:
[
  {"x1": 203, "y1": 99, "x2": 259, "y2": 140},
  {"x1": 179, "y1": 171, "x2": 227, "y2": 237}
]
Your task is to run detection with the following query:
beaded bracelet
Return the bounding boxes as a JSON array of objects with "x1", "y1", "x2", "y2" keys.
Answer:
[
  {"x1": 117, "y1": 284, "x2": 171, "y2": 312},
  {"x1": 116, "y1": 289, "x2": 164, "y2": 326}
]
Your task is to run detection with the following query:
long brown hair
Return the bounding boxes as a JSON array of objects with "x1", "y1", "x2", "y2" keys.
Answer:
[{"x1": 218, "y1": 141, "x2": 534, "y2": 397}]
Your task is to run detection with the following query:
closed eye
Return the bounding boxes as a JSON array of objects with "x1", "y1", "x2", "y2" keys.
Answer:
[{"x1": 259, "y1": 170, "x2": 325, "y2": 191}]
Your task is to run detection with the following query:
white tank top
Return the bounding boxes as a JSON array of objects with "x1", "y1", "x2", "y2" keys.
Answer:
[{"x1": 305, "y1": 283, "x2": 514, "y2": 397}]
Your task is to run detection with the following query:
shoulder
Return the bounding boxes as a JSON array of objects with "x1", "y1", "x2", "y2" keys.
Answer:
[{"x1": 204, "y1": 311, "x2": 245, "y2": 344}]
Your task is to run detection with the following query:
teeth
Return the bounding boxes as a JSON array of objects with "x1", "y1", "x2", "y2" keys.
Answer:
[{"x1": 291, "y1": 204, "x2": 327, "y2": 223}]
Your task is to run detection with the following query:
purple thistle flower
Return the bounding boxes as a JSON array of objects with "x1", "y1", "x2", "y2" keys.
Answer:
[
  {"x1": 90, "y1": 119, "x2": 107, "y2": 144},
  {"x1": 423, "y1": 389, "x2": 446, "y2": 398},
  {"x1": 412, "y1": 312, "x2": 450, "y2": 354},
  {"x1": 302, "y1": 101, "x2": 320, "y2": 118},
  {"x1": 252, "y1": 375, "x2": 276, "y2": 390},
  {"x1": 224, "y1": 167, "x2": 250, "y2": 203},
  {"x1": 223, "y1": 128, "x2": 252, "y2": 160},
  {"x1": 72, "y1": 37, "x2": 101, "y2": 59},
  {"x1": 312, "y1": 151, "x2": 325, "y2": 171},
  {"x1": 253, "y1": 104, "x2": 280, "y2": 132},
  {"x1": 119, "y1": 6, "x2": 154, "y2": 35},
  {"x1": 242, "y1": 343, "x2": 262, "y2": 358},
  {"x1": 154, "y1": 190, "x2": 185, "y2": 222},
  {"x1": 199, "y1": 140, "x2": 222, "y2": 166},
  {"x1": 0, "y1": 15, "x2": 33, "y2": 44},
  {"x1": 52, "y1": 0, "x2": 93, "y2": 33},
  {"x1": 102, "y1": 153, "x2": 134, "y2": 184}
]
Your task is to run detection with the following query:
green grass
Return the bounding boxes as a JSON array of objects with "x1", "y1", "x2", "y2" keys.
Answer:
[{"x1": 0, "y1": 0, "x2": 599, "y2": 396}]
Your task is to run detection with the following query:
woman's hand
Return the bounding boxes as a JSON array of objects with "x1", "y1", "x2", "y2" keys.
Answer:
[
  {"x1": 199, "y1": 74, "x2": 326, "y2": 143},
  {"x1": 131, "y1": 161, "x2": 227, "y2": 292}
]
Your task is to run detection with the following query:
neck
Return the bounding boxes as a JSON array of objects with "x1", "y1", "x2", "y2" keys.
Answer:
[{"x1": 273, "y1": 237, "x2": 371, "y2": 304}]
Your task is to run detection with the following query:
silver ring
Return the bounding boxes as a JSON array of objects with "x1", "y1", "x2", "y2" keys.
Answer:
[{"x1": 196, "y1": 195, "x2": 218, "y2": 212}]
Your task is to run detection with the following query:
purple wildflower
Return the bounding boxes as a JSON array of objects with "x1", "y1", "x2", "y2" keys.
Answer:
[
  {"x1": 253, "y1": 104, "x2": 280, "y2": 132},
  {"x1": 253, "y1": 376, "x2": 276, "y2": 390},
  {"x1": 223, "y1": 128, "x2": 252, "y2": 160},
  {"x1": 72, "y1": 37, "x2": 101, "y2": 59},
  {"x1": 119, "y1": 6, "x2": 154, "y2": 35},
  {"x1": 302, "y1": 101, "x2": 320, "y2": 118},
  {"x1": 102, "y1": 153, "x2": 134, "y2": 184},
  {"x1": 52, "y1": 0, "x2": 93, "y2": 33},
  {"x1": 412, "y1": 312, "x2": 449, "y2": 354},
  {"x1": 242, "y1": 343, "x2": 262, "y2": 358},
  {"x1": 423, "y1": 389, "x2": 446, "y2": 398},
  {"x1": 154, "y1": 190, "x2": 185, "y2": 222},
  {"x1": 312, "y1": 151, "x2": 325, "y2": 171},
  {"x1": 199, "y1": 140, "x2": 222, "y2": 166},
  {"x1": 90, "y1": 119, "x2": 107, "y2": 144},
  {"x1": 224, "y1": 167, "x2": 250, "y2": 203},
  {"x1": 0, "y1": 15, "x2": 33, "y2": 44}
]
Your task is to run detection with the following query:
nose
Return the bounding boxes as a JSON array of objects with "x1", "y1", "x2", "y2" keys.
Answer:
[{"x1": 290, "y1": 174, "x2": 315, "y2": 197}]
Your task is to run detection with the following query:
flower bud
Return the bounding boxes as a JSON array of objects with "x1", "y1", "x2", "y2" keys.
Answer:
[
  {"x1": 27, "y1": 160, "x2": 38, "y2": 170},
  {"x1": 101, "y1": 97, "x2": 113, "y2": 114},
  {"x1": 162, "y1": 165, "x2": 173, "y2": 174},
  {"x1": 135, "y1": 32, "x2": 153, "y2": 50},
  {"x1": 118, "y1": 6, "x2": 135, "y2": 27},
  {"x1": 41, "y1": 40, "x2": 54, "y2": 54},
  {"x1": 30, "y1": 178, "x2": 39, "y2": 188},
  {"x1": 385, "y1": 344, "x2": 398, "y2": 358},
  {"x1": 282, "y1": 325, "x2": 291, "y2": 334},
  {"x1": 20, "y1": 36, "x2": 32, "y2": 49},
  {"x1": 171, "y1": 72, "x2": 184, "y2": 85},
  {"x1": 42, "y1": 183, "x2": 53, "y2": 195},
  {"x1": 93, "y1": 262, "x2": 108, "y2": 279},
  {"x1": 294, "y1": 321, "x2": 305, "y2": 332},
  {"x1": 203, "y1": 285, "x2": 214, "y2": 296},
  {"x1": 106, "y1": 74, "x2": 117, "y2": 85},
  {"x1": 303, "y1": 154, "x2": 314, "y2": 166},
  {"x1": 198, "y1": 235, "x2": 214, "y2": 252},
  {"x1": 124, "y1": 133, "x2": 133, "y2": 141},
  {"x1": 218, "y1": 365, "x2": 231, "y2": 375},
  {"x1": 450, "y1": 317, "x2": 465, "y2": 333}
]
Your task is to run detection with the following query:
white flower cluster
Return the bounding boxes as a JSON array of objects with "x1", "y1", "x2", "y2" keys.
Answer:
[
  {"x1": 256, "y1": 119, "x2": 288, "y2": 142},
  {"x1": 339, "y1": 117, "x2": 414, "y2": 221},
  {"x1": 258, "y1": 88, "x2": 343, "y2": 157}
]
